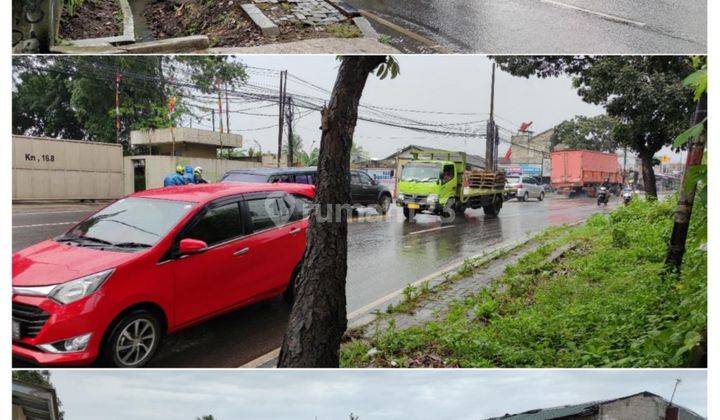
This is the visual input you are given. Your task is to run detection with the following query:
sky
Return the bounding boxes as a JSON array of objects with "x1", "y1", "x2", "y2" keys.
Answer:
[
  {"x1": 188, "y1": 55, "x2": 606, "y2": 161},
  {"x1": 49, "y1": 369, "x2": 706, "y2": 419}
]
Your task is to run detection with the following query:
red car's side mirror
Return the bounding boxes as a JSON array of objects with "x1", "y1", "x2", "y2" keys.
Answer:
[{"x1": 178, "y1": 238, "x2": 207, "y2": 255}]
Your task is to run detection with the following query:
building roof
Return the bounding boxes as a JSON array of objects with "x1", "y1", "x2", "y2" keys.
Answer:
[
  {"x1": 486, "y1": 392, "x2": 704, "y2": 420},
  {"x1": 132, "y1": 182, "x2": 315, "y2": 203},
  {"x1": 130, "y1": 127, "x2": 243, "y2": 149},
  {"x1": 224, "y1": 166, "x2": 318, "y2": 175},
  {"x1": 383, "y1": 144, "x2": 486, "y2": 169},
  {"x1": 12, "y1": 380, "x2": 60, "y2": 420}
]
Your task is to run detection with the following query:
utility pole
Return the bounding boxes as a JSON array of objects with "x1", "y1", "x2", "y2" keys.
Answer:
[
  {"x1": 115, "y1": 68, "x2": 121, "y2": 146},
  {"x1": 623, "y1": 146, "x2": 628, "y2": 182},
  {"x1": 216, "y1": 79, "x2": 224, "y2": 134},
  {"x1": 666, "y1": 92, "x2": 707, "y2": 270},
  {"x1": 486, "y1": 63, "x2": 497, "y2": 171},
  {"x1": 286, "y1": 96, "x2": 294, "y2": 167},
  {"x1": 225, "y1": 83, "x2": 231, "y2": 133},
  {"x1": 211, "y1": 109, "x2": 216, "y2": 132},
  {"x1": 277, "y1": 70, "x2": 287, "y2": 167},
  {"x1": 253, "y1": 139, "x2": 263, "y2": 161}
]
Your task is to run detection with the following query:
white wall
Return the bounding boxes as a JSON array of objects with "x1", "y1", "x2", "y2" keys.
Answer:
[
  {"x1": 12, "y1": 135, "x2": 124, "y2": 201},
  {"x1": 123, "y1": 155, "x2": 262, "y2": 195}
]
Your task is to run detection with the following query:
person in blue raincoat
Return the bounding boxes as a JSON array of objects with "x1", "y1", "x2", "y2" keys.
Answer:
[
  {"x1": 163, "y1": 165, "x2": 188, "y2": 187},
  {"x1": 183, "y1": 165, "x2": 196, "y2": 184}
]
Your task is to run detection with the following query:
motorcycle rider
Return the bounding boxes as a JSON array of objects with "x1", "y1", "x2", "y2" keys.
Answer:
[
  {"x1": 601, "y1": 177, "x2": 611, "y2": 190},
  {"x1": 194, "y1": 166, "x2": 208, "y2": 184},
  {"x1": 163, "y1": 165, "x2": 187, "y2": 187},
  {"x1": 597, "y1": 177, "x2": 611, "y2": 205}
]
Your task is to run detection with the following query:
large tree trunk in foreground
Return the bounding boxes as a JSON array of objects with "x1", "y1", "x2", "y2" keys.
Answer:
[
  {"x1": 278, "y1": 56, "x2": 385, "y2": 367},
  {"x1": 639, "y1": 150, "x2": 658, "y2": 199},
  {"x1": 665, "y1": 92, "x2": 707, "y2": 270}
]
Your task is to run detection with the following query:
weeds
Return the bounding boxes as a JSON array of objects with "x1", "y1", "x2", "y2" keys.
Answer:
[
  {"x1": 342, "y1": 197, "x2": 707, "y2": 368},
  {"x1": 378, "y1": 34, "x2": 392, "y2": 44},
  {"x1": 65, "y1": 0, "x2": 86, "y2": 16},
  {"x1": 326, "y1": 23, "x2": 362, "y2": 38}
]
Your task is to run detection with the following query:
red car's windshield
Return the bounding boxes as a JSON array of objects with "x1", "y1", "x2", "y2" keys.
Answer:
[{"x1": 63, "y1": 197, "x2": 195, "y2": 249}]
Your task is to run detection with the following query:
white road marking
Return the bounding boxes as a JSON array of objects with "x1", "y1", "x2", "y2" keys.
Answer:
[
  {"x1": 408, "y1": 225, "x2": 455, "y2": 235},
  {"x1": 242, "y1": 348, "x2": 281, "y2": 368},
  {"x1": 13, "y1": 221, "x2": 77, "y2": 229},
  {"x1": 13, "y1": 209, "x2": 94, "y2": 216},
  {"x1": 540, "y1": 0, "x2": 647, "y2": 27}
]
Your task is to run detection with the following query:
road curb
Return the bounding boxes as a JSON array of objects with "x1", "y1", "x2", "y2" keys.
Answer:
[
  {"x1": 239, "y1": 220, "x2": 586, "y2": 368},
  {"x1": 358, "y1": 10, "x2": 449, "y2": 53}
]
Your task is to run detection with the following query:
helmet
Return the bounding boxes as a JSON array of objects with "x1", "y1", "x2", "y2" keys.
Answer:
[
  {"x1": 194, "y1": 166, "x2": 203, "y2": 175},
  {"x1": 176, "y1": 165, "x2": 184, "y2": 174}
]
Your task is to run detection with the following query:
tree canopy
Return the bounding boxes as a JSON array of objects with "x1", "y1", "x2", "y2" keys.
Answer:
[
  {"x1": 12, "y1": 56, "x2": 247, "y2": 149},
  {"x1": 551, "y1": 114, "x2": 619, "y2": 153},
  {"x1": 493, "y1": 56, "x2": 697, "y2": 197}
]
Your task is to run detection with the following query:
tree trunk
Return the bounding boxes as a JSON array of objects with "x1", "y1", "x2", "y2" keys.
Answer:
[
  {"x1": 278, "y1": 56, "x2": 385, "y2": 367},
  {"x1": 665, "y1": 92, "x2": 707, "y2": 270},
  {"x1": 639, "y1": 151, "x2": 658, "y2": 199}
]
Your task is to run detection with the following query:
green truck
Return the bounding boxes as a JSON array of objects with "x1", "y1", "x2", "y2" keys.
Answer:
[{"x1": 396, "y1": 150, "x2": 507, "y2": 220}]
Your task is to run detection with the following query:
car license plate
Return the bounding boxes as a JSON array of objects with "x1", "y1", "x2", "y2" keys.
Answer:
[
  {"x1": 408, "y1": 203, "x2": 420, "y2": 209},
  {"x1": 12, "y1": 320, "x2": 21, "y2": 340}
]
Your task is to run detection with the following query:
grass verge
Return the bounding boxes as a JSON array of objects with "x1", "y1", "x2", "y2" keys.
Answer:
[{"x1": 341, "y1": 197, "x2": 707, "y2": 368}]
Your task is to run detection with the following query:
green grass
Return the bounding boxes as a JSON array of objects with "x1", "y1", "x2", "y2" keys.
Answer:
[
  {"x1": 326, "y1": 23, "x2": 362, "y2": 38},
  {"x1": 341, "y1": 197, "x2": 707, "y2": 368},
  {"x1": 378, "y1": 34, "x2": 392, "y2": 44},
  {"x1": 65, "y1": 0, "x2": 86, "y2": 16}
]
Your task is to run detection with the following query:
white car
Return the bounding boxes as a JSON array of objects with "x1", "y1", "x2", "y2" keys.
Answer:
[{"x1": 507, "y1": 175, "x2": 545, "y2": 202}]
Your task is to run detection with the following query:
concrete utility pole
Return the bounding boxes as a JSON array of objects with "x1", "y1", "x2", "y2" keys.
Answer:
[
  {"x1": 623, "y1": 146, "x2": 628, "y2": 182},
  {"x1": 216, "y1": 79, "x2": 224, "y2": 134},
  {"x1": 286, "y1": 96, "x2": 295, "y2": 167},
  {"x1": 486, "y1": 63, "x2": 497, "y2": 171},
  {"x1": 115, "y1": 68, "x2": 121, "y2": 146},
  {"x1": 277, "y1": 70, "x2": 287, "y2": 167},
  {"x1": 225, "y1": 84, "x2": 231, "y2": 133},
  {"x1": 212, "y1": 109, "x2": 216, "y2": 132}
]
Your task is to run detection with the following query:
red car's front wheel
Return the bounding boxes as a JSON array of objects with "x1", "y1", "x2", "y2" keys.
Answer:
[{"x1": 103, "y1": 309, "x2": 162, "y2": 368}]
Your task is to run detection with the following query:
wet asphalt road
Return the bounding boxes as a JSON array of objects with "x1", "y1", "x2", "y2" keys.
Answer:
[
  {"x1": 348, "y1": 0, "x2": 706, "y2": 53},
  {"x1": 12, "y1": 195, "x2": 616, "y2": 367}
]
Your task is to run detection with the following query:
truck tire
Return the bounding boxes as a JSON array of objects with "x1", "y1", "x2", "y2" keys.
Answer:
[
  {"x1": 441, "y1": 198, "x2": 457, "y2": 220},
  {"x1": 483, "y1": 195, "x2": 503, "y2": 217}
]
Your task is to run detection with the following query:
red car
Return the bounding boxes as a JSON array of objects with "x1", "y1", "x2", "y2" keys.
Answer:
[{"x1": 12, "y1": 183, "x2": 313, "y2": 367}]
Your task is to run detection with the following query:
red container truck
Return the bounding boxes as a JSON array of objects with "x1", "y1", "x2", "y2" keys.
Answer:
[{"x1": 551, "y1": 150, "x2": 622, "y2": 197}]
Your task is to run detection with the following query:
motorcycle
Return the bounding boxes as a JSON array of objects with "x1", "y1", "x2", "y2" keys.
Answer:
[
  {"x1": 622, "y1": 190, "x2": 633, "y2": 206},
  {"x1": 597, "y1": 186, "x2": 609, "y2": 206}
]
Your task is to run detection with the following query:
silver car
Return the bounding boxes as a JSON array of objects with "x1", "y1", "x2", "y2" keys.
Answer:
[{"x1": 507, "y1": 175, "x2": 545, "y2": 202}]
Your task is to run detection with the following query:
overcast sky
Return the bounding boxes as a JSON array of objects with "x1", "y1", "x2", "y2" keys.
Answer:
[
  {"x1": 189, "y1": 55, "x2": 605, "y2": 160},
  {"x1": 49, "y1": 369, "x2": 705, "y2": 419}
]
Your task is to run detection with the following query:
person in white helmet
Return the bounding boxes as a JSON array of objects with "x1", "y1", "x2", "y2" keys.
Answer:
[{"x1": 193, "y1": 166, "x2": 208, "y2": 184}]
